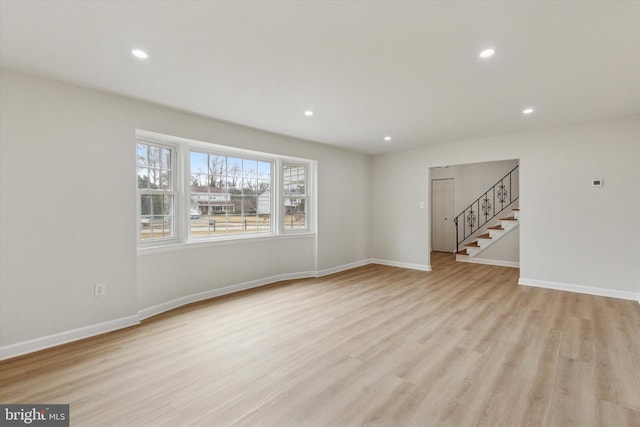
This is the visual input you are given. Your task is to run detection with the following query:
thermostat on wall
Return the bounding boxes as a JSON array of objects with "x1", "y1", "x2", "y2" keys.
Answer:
[{"x1": 592, "y1": 179, "x2": 603, "y2": 187}]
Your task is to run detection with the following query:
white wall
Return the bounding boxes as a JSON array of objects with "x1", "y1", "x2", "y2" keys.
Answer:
[
  {"x1": 1, "y1": 67, "x2": 638, "y2": 358},
  {"x1": 0, "y1": 69, "x2": 371, "y2": 355},
  {"x1": 430, "y1": 159, "x2": 519, "y2": 216},
  {"x1": 371, "y1": 116, "x2": 640, "y2": 299}
]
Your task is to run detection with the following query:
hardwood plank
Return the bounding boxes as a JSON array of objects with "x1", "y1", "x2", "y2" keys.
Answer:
[{"x1": 1, "y1": 252, "x2": 639, "y2": 426}]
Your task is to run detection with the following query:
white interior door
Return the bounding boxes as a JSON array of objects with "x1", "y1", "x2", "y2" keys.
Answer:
[{"x1": 431, "y1": 178, "x2": 454, "y2": 252}]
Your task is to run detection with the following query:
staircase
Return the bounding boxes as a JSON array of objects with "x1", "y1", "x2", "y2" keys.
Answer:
[
  {"x1": 453, "y1": 165, "x2": 519, "y2": 262},
  {"x1": 456, "y1": 208, "x2": 519, "y2": 260}
]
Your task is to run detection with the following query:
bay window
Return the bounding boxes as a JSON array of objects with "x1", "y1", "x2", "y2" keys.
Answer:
[{"x1": 136, "y1": 130, "x2": 314, "y2": 248}]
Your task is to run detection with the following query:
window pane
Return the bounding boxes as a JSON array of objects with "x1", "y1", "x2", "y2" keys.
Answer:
[
  {"x1": 243, "y1": 159, "x2": 257, "y2": 178},
  {"x1": 257, "y1": 189, "x2": 271, "y2": 221},
  {"x1": 160, "y1": 147, "x2": 171, "y2": 170},
  {"x1": 243, "y1": 177, "x2": 256, "y2": 193},
  {"x1": 190, "y1": 151, "x2": 208, "y2": 174},
  {"x1": 137, "y1": 168, "x2": 149, "y2": 189},
  {"x1": 230, "y1": 194, "x2": 242, "y2": 215},
  {"x1": 258, "y1": 161, "x2": 271, "y2": 180},
  {"x1": 190, "y1": 154, "x2": 267, "y2": 238},
  {"x1": 137, "y1": 144, "x2": 148, "y2": 167},
  {"x1": 283, "y1": 165, "x2": 306, "y2": 196},
  {"x1": 148, "y1": 145, "x2": 160, "y2": 167},
  {"x1": 140, "y1": 195, "x2": 174, "y2": 240},
  {"x1": 149, "y1": 194, "x2": 171, "y2": 215},
  {"x1": 137, "y1": 142, "x2": 173, "y2": 195},
  {"x1": 187, "y1": 151, "x2": 274, "y2": 239},
  {"x1": 226, "y1": 174, "x2": 240, "y2": 193},
  {"x1": 283, "y1": 163, "x2": 307, "y2": 232},
  {"x1": 210, "y1": 175, "x2": 225, "y2": 192},
  {"x1": 209, "y1": 154, "x2": 225, "y2": 176},
  {"x1": 189, "y1": 212, "x2": 209, "y2": 238},
  {"x1": 227, "y1": 157, "x2": 242, "y2": 178},
  {"x1": 141, "y1": 194, "x2": 152, "y2": 215},
  {"x1": 243, "y1": 196, "x2": 257, "y2": 215},
  {"x1": 160, "y1": 170, "x2": 171, "y2": 190},
  {"x1": 147, "y1": 169, "x2": 160, "y2": 189},
  {"x1": 257, "y1": 214, "x2": 271, "y2": 232},
  {"x1": 257, "y1": 180, "x2": 270, "y2": 195},
  {"x1": 191, "y1": 173, "x2": 207, "y2": 191},
  {"x1": 284, "y1": 198, "x2": 306, "y2": 230}
]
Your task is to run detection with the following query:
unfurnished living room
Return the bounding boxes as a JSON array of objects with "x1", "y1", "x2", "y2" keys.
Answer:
[{"x1": 0, "y1": 1, "x2": 639, "y2": 426}]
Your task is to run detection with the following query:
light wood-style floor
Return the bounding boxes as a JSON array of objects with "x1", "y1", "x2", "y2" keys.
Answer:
[{"x1": 1, "y1": 253, "x2": 639, "y2": 426}]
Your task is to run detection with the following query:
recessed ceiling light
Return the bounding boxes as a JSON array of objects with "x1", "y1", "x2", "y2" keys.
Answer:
[
  {"x1": 304, "y1": 110, "x2": 314, "y2": 117},
  {"x1": 479, "y1": 48, "x2": 495, "y2": 59},
  {"x1": 384, "y1": 136, "x2": 392, "y2": 141},
  {"x1": 522, "y1": 108, "x2": 534, "y2": 115},
  {"x1": 131, "y1": 49, "x2": 148, "y2": 59}
]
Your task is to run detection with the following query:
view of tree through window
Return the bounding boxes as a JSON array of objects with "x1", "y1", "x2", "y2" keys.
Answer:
[
  {"x1": 283, "y1": 164, "x2": 307, "y2": 230},
  {"x1": 136, "y1": 131, "x2": 313, "y2": 247},
  {"x1": 190, "y1": 151, "x2": 272, "y2": 238},
  {"x1": 137, "y1": 142, "x2": 174, "y2": 240}
]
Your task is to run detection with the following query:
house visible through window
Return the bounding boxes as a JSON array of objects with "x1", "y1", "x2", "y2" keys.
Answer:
[
  {"x1": 283, "y1": 164, "x2": 307, "y2": 231},
  {"x1": 189, "y1": 151, "x2": 272, "y2": 238},
  {"x1": 136, "y1": 130, "x2": 314, "y2": 247}
]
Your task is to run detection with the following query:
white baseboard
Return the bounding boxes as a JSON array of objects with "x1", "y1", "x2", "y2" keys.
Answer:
[
  {"x1": 518, "y1": 278, "x2": 640, "y2": 302},
  {"x1": 0, "y1": 259, "x2": 416, "y2": 360},
  {"x1": 0, "y1": 315, "x2": 140, "y2": 361},
  {"x1": 138, "y1": 270, "x2": 317, "y2": 321},
  {"x1": 139, "y1": 260, "x2": 374, "y2": 320},
  {"x1": 458, "y1": 257, "x2": 520, "y2": 268},
  {"x1": 370, "y1": 258, "x2": 431, "y2": 271},
  {"x1": 317, "y1": 259, "x2": 372, "y2": 277}
]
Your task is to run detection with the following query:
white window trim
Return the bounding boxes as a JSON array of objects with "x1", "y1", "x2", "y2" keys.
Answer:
[
  {"x1": 280, "y1": 162, "x2": 312, "y2": 235},
  {"x1": 136, "y1": 130, "x2": 316, "y2": 251},
  {"x1": 187, "y1": 147, "x2": 276, "y2": 241},
  {"x1": 136, "y1": 136, "x2": 181, "y2": 248}
]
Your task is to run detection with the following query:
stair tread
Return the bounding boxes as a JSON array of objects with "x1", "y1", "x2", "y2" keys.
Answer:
[
  {"x1": 465, "y1": 242, "x2": 480, "y2": 247},
  {"x1": 512, "y1": 208, "x2": 520, "y2": 211},
  {"x1": 477, "y1": 233, "x2": 492, "y2": 239},
  {"x1": 500, "y1": 217, "x2": 517, "y2": 221},
  {"x1": 457, "y1": 249, "x2": 468, "y2": 255},
  {"x1": 488, "y1": 225, "x2": 504, "y2": 230}
]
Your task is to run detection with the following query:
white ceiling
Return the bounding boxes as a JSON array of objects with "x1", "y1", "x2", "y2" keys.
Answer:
[{"x1": 1, "y1": 1, "x2": 639, "y2": 154}]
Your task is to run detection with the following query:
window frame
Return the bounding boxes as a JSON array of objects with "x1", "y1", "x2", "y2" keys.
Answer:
[
  {"x1": 136, "y1": 137, "x2": 180, "y2": 247},
  {"x1": 136, "y1": 130, "x2": 315, "y2": 250},
  {"x1": 281, "y1": 162, "x2": 310, "y2": 234},
  {"x1": 187, "y1": 149, "x2": 275, "y2": 240}
]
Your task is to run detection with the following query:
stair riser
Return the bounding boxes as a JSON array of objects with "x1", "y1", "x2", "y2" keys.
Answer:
[
  {"x1": 477, "y1": 240, "x2": 491, "y2": 249},
  {"x1": 500, "y1": 220, "x2": 518, "y2": 229},
  {"x1": 458, "y1": 208, "x2": 519, "y2": 261},
  {"x1": 488, "y1": 229, "x2": 504, "y2": 239},
  {"x1": 464, "y1": 247, "x2": 481, "y2": 257},
  {"x1": 460, "y1": 221, "x2": 519, "y2": 259}
]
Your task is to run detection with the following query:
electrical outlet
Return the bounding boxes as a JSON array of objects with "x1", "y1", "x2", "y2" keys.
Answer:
[{"x1": 94, "y1": 282, "x2": 106, "y2": 297}]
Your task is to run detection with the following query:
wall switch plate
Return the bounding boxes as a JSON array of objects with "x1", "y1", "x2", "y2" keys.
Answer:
[
  {"x1": 94, "y1": 282, "x2": 106, "y2": 297},
  {"x1": 592, "y1": 179, "x2": 603, "y2": 187}
]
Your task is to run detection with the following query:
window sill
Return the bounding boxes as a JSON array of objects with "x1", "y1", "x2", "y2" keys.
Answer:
[{"x1": 137, "y1": 232, "x2": 316, "y2": 256}]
